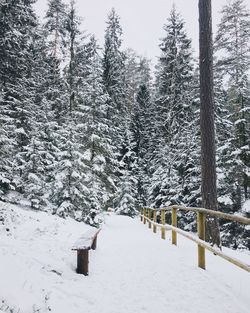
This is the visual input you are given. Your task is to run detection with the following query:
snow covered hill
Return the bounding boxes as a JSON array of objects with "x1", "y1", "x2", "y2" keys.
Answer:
[{"x1": 0, "y1": 201, "x2": 249, "y2": 313}]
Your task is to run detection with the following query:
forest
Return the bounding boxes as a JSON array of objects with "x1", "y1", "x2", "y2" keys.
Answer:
[{"x1": 0, "y1": 0, "x2": 249, "y2": 249}]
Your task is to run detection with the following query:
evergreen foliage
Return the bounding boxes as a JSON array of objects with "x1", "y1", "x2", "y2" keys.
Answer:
[
  {"x1": 0, "y1": 0, "x2": 38, "y2": 195},
  {"x1": 0, "y1": 0, "x2": 249, "y2": 246},
  {"x1": 102, "y1": 8, "x2": 126, "y2": 147},
  {"x1": 215, "y1": 0, "x2": 250, "y2": 211},
  {"x1": 214, "y1": 0, "x2": 250, "y2": 248},
  {"x1": 44, "y1": 0, "x2": 67, "y2": 58},
  {"x1": 149, "y1": 7, "x2": 199, "y2": 209}
]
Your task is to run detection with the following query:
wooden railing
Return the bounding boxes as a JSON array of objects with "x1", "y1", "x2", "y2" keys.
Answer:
[{"x1": 140, "y1": 206, "x2": 250, "y2": 273}]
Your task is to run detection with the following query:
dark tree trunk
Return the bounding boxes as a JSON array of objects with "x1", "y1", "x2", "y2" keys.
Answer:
[{"x1": 199, "y1": 0, "x2": 221, "y2": 247}]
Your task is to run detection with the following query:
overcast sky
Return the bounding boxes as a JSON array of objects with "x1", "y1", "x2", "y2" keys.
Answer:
[{"x1": 35, "y1": 0, "x2": 250, "y2": 62}]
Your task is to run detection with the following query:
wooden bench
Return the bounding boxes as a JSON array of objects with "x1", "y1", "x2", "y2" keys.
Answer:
[{"x1": 72, "y1": 228, "x2": 101, "y2": 276}]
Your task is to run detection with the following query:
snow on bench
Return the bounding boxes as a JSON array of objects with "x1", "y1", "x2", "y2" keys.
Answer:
[{"x1": 72, "y1": 228, "x2": 101, "y2": 275}]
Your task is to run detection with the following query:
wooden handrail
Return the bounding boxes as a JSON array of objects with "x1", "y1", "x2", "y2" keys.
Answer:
[
  {"x1": 140, "y1": 206, "x2": 250, "y2": 273},
  {"x1": 143, "y1": 205, "x2": 250, "y2": 225}
]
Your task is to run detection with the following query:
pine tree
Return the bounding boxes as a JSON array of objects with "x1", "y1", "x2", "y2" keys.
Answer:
[
  {"x1": 124, "y1": 49, "x2": 139, "y2": 114},
  {"x1": 123, "y1": 52, "x2": 153, "y2": 207},
  {"x1": 0, "y1": 0, "x2": 39, "y2": 196},
  {"x1": 150, "y1": 6, "x2": 196, "y2": 208},
  {"x1": 44, "y1": 0, "x2": 67, "y2": 59},
  {"x1": 123, "y1": 50, "x2": 151, "y2": 115},
  {"x1": 155, "y1": 6, "x2": 193, "y2": 140},
  {"x1": 75, "y1": 36, "x2": 116, "y2": 222},
  {"x1": 115, "y1": 122, "x2": 138, "y2": 217},
  {"x1": 102, "y1": 8, "x2": 127, "y2": 154},
  {"x1": 52, "y1": 0, "x2": 85, "y2": 218},
  {"x1": 133, "y1": 84, "x2": 152, "y2": 207},
  {"x1": 21, "y1": 28, "x2": 65, "y2": 210},
  {"x1": 102, "y1": 8, "x2": 137, "y2": 214},
  {"x1": 214, "y1": 0, "x2": 250, "y2": 249},
  {"x1": 214, "y1": 67, "x2": 234, "y2": 210},
  {"x1": 215, "y1": 0, "x2": 250, "y2": 208}
]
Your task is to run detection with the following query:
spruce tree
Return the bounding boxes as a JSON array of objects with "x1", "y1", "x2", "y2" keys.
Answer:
[
  {"x1": 21, "y1": 28, "x2": 65, "y2": 210},
  {"x1": 215, "y1": 0, "x2": 250, "y2": 208},
  {"x1": 133, "y1": 84, "x2": 151, "y2": 207},
  {"x1": 0, "y1": 0, "x2": 38, "y2": 196},
  {"x1": 115, "y1": 122, "x2": 138, "y2": 217},
  {"x1": 215, "y1": 0, "x2": 250, "y2": 249},
  {"x1": 123, "y1": 52, "x2": 153, "y2": 207},
  {"x1": 103, "y1": 8, "x2": 137, "y2": 214},
  {"x1": 150, "y1": 6, "x2": 196, "y2": 208},
  {"x1": 76, "y1": 36, "x2": 116, "y2": 222},
  {"x1": 44, "y1": 0, "x2": 67, "y2": 59},
  {"x1": 155, "y1": 7, "x2": 193, "y2": 140},
  {"x1": 52, "y1": 0, "x2": 85, "y2": 218},
  {"x1": 102, "y1": 8, "x2": 127, "y2": 157}
]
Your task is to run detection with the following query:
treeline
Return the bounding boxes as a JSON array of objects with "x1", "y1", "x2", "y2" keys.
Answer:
[{"x1": 0, "y1": 0, "x2": 249, "y2": 248}]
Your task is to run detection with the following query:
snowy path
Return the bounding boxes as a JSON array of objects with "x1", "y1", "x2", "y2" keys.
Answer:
[
  {"x1": 91, "y1": 215, "x2": 250, "y2": 313},
  {"x1": 0, "y1": 203, "x2": 250, "y2": 313}
]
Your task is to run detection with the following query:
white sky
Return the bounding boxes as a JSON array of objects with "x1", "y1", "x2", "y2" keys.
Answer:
[{"x1": 35, "y1": 0, "x2": 250, "y2": 62}]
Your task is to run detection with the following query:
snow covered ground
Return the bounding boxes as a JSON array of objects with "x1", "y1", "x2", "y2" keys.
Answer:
[
  {"x1": 0, "y1": 201, "x2": 249, "y2": 313},
  {"x1": 243, "y1": 199, "x2": 250, "y2": 214}
]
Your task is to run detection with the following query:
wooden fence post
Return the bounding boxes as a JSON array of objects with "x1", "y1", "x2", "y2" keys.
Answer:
[
  {"x1": 172, "y1": 207, "x2": 177, "y2": 245},
  {"x1": 148, "y1": 209, "x2": 152, "y2": 229},
  {"x1": 161, "y1": 210, "x2": 166, "y2": 239},
  {"x1": 143, "y1": 208, "x2": 146, "y2": 224},
  {"x1": 197, "y1": 212, "x2": 206, "y2": 269},
  {"x1": 153, "y1": 210, "x2": 157, "y2": 233},
  {"x1": 140, "y1": 208, "x2": 143, "y2": 222}
]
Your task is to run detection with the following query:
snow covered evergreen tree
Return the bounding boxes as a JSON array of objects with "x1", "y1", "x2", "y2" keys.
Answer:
[
  {"x1": 215, "y1": 0, "x2": 250, "y2": 210},
  {"x1": 0, "y1": 0, "x2": 38, "y2": 197},
  {"x1": 52, "y1": 0, "x2": 87, "y2": 218},
  {"x1": 214, "y1": 67, "x2": 234, "y2": 211},
  {"x1": 129, "y1": 57, "x2": 153, "y2": 207},
  {"x1": 102, "y1": 8, "x2": 127, "y2": 162},
  {"x1": 75, "y1": 36, "x2": 116, "y2": 222},
  {"x1": 124, "y1": 49, "x2": 138, "y2": 109},
  {"x1": 44, "y1": 0, "x2": 67, "y2": 59},
  {"x1": 132, "y1": 84, "x2": 152, "y2": 207},
  {"x1": 115, "y1": 122, "x2": 138, "y2": 217},
  {"x1": 214, "y1": 0, "x2": 250, "y2": 249},
  {"x1": 149, "y1": 6, "x2": 197, "y2": 208},
  {"x1": 102, "y1": 9, "x2": 139, "y2": 215},
  {"x1": 21, "y1": 27, "x2": 67, "y2": 210}
]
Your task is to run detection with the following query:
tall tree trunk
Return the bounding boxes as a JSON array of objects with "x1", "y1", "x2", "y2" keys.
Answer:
[{"x1": 199, "y1": 0, "x2": 221, "y2": 247}]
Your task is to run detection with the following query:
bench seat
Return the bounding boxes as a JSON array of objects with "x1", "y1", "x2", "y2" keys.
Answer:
[
  {"x1": 72, "y1": 228, "x2": 101, "y2": 275},
  {"x1": 72, "y1": 229, "x2": 100, "y2": 250}
]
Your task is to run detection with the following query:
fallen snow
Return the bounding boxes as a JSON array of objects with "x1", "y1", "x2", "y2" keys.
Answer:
[
  {"x1": 242, "y1": 200, "x2": 250, "y2": 213},
  {"x1": 218, "y1": 195, "x2": 233, "y2": 206},
  {"x1": 0, "y1": 201, "x2": 250, "y2": 313}
]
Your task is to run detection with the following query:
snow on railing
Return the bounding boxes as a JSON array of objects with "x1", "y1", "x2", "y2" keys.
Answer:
[{"x1": 140, "y1": 206, "x2": 250, "y2": 273}]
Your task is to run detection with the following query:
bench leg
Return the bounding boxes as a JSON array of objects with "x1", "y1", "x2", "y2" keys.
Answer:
[
  {"x1": 91, "y1": 236, "x2": 97, "y2": 250},
  {"x1": 77, "y1": 250, "x2": 89, "y2": 275}
]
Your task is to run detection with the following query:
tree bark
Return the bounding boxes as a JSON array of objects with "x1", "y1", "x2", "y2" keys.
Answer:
[{"x1": 199, "y1": 0, "x2": 221, "y2": 247}]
